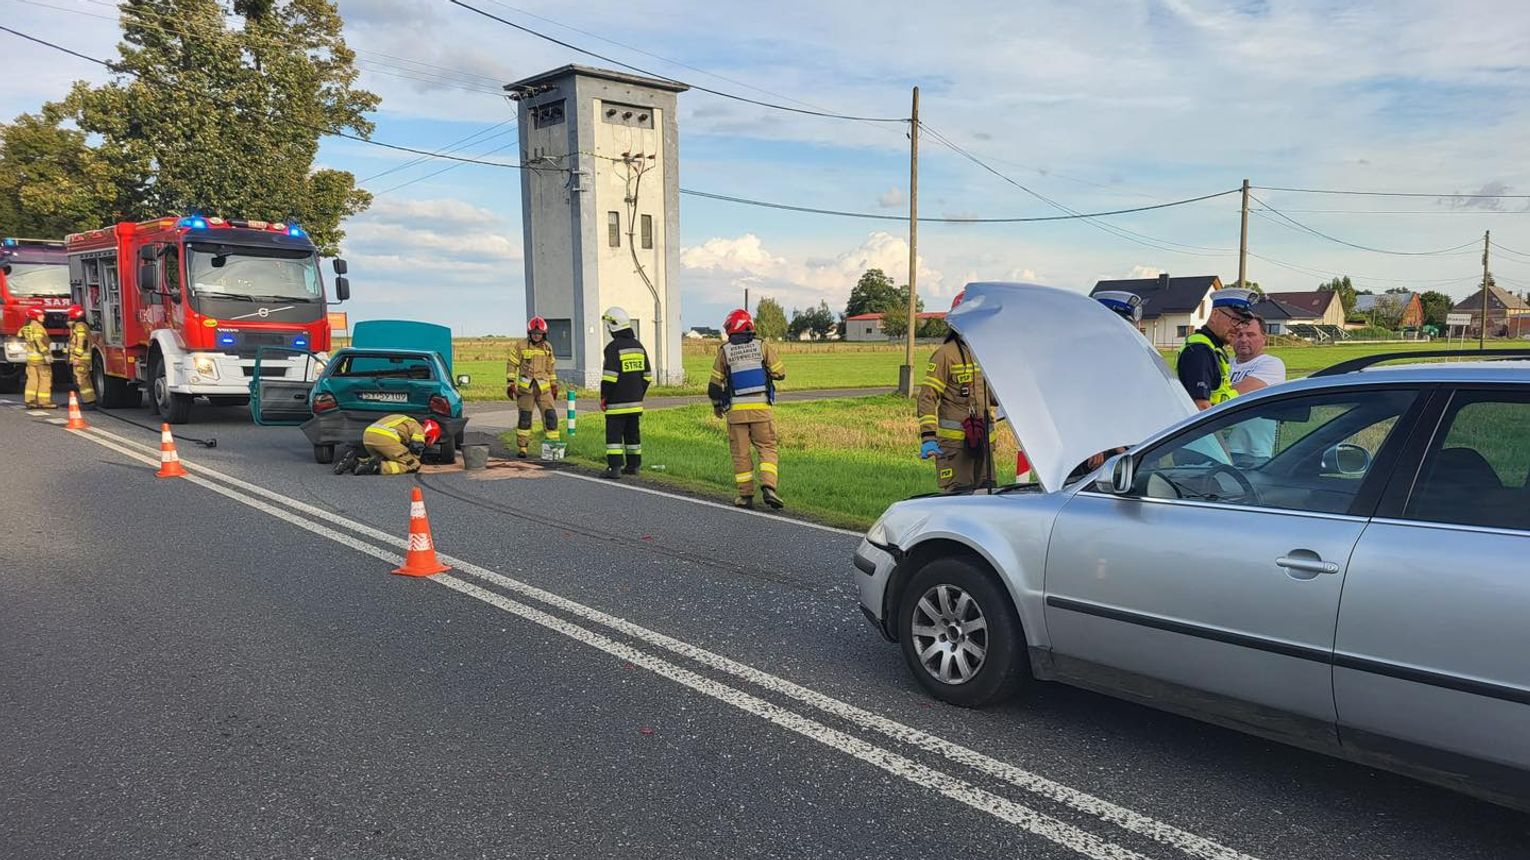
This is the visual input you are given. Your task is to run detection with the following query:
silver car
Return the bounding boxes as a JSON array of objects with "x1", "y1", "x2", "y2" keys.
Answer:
[{"x1": 855, "y1": 282, "x2": 1530, "y2": 810}]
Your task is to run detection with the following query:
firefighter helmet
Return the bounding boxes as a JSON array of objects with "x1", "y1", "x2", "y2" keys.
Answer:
[
  {"x1": 422, "y1": 418, "x2": 442, "y2": 447},
  {"x1": 602, "y1": 306, "x2": 632, "y2": 334},
  {"x1": 949, "y1": 290, "x2": 967, "y2": 312},
  {"x1": 67, "y1": 304, "x2": 86, "y2": 321},
  {"x1": 723, "y1": 309, "x2": 754, "y2": 335},
  {"x1": 26, "y1": 307, "x2": 45, "y2": 321},
  {"x1": 527, "y1": 316, "x2": 548, "y2": 333}
]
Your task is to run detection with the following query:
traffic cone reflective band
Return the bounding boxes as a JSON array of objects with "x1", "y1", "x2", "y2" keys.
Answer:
[
  {"x1": 1015, "y1": 448, "x2": 1035, "y2": 485},
  {"x1": 392, "y1": 486, "x2": 449, "y2": 576},
  {"x1": 156, "y1": 423, "x2": 188, "y2": 478},
  {"x1": 65, "y1": 392, "x2": 89, "y2": 430}
]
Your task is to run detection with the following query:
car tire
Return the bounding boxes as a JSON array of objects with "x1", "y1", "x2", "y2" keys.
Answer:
[
  {"x1": 151, "y1": 355, "x2": 193, "y2": 424},
  {"x1": 898, "y1": 557, "x2": 1029, "y2": 707},
  {"x1": 313, "y1": 444, "x2": 335, "y2": 464},
  {"x1": 92, "y1": 354, "x2": 133, "y2": 408},
  {"x1": 435, "y1": 433, "x2": 456, "y2": 465}
]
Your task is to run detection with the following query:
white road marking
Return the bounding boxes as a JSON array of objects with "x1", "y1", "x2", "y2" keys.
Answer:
[
  {"x1": 71, "y1": 426, "x2": 1146, "y2": 860},
  {"x1": 83, "y1": 424, "x2": 1257, "y2": 860},
  {"x1": 552, "y1": 470, "x2": 865, "y2": 537}
]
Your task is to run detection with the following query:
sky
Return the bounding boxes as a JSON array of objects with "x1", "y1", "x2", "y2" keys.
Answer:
[{"x1": 3, "y1": 0, "x2": 1530, "y2": 334}]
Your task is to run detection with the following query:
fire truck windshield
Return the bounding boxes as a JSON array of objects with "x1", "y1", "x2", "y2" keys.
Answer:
[
  {"x1": 188, "y1": 244, "x2": 322, "y2": 303},
  {"x1": 4, "y1": 262, "x2": 71, "y2": 297}
]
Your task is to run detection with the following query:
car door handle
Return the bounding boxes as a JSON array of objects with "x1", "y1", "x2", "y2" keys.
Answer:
[{"x1": 1276, "y1": 556, "x2": 1340, "y2": 575}]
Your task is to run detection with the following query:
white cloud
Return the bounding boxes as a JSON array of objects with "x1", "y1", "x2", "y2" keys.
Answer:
[
  {"x1": 681, "y1": 231, "x2": 942, "y2": 313},
  {"x1": 877, "y1": 187, "x2": 906, "y2": 209}
]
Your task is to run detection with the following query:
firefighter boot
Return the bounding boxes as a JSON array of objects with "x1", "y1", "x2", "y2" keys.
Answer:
[
  {"x1": 761, "y1": 486, "x2": 784, "y2": 510},
  {"x1": 622, "y1": 455, "x2": 641, "y2": 476},
  {"x1": 353, "y1": 456, "x2": 383, "y2": 476},
  {"x1": 333, "y1": 446, "x2": 361, "y2": 475},
  {"x1": 734, "y1": 494, "x2": 754, "y2": 509}
]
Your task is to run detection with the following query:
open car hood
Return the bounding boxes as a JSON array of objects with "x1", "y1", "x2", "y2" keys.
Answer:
[
  {"x1": 351, "y1": 320, "x2": 454, "y2": 375},
  {"x1": 947, "y1": 282, "x2": 1197, "y2": 491}
]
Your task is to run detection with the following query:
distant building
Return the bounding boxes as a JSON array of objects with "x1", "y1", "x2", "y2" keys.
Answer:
[
  {"x1": 843, "y1": 311, "x2": 945, "y2": 342},
  {"x1": 1264, "y1": 290, "x2": 1347, "y2": 327},
  {"x1": 684, "y1": 326, "x2": 720, "y2": 339},
  {"x1": 1355, "y1": 292, "x2": 1424, "y2": 328},
  {"x1": 1248, "y1": 296, "x2": 1322, "y2": 335},
  {"x1": 1452, "y1": 285, "x2": 1530, "y2": 336},
  {"x1": 1090, "y1": 274, "x2": 1220, "y2": 347}
]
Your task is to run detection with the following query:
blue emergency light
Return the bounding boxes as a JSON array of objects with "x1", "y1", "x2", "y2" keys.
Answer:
[
  {"x1": 2, "y1": 238, "x2": 17, "y2": 247},
  {"x1": 216, "y1": 332, "x2": 237, "y2": 348},
  {"x1": 292, "y1": 336, "x2": 309, "y2": 349},
  {"x1": 286, "y1": 223, "x2": 306, "y2": 238},
  {"x1": 177, "y1": 216, "x2": 209, "y2": 230}
]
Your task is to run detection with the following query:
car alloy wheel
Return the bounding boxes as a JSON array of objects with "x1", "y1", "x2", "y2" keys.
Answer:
[{"x1": 909, "y1": 584, "x2": 989, "y2": 685}]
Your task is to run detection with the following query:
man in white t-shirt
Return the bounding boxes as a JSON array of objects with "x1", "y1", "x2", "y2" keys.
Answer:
[{"x1": 1223, "y1": 317, "x2": 1287, "y2": 466}]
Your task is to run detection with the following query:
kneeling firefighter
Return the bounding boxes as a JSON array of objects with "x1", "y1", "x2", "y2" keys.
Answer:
[
  {"x1": 598, "y1": 307, "x2": 652, "y2": 479},
  {"x1": 335, "y1": 414, "x2": 441, "y2": 475},
  {"x1": 67, "y1": 305, "x2": 95, "y2": 408},
  {"x1": 708, "y1": 309, "x2": 786, "y2": 509},
  {"x1": 506, "y1": 316, "x2": 560, "y2": 457},
  {"x1": 917, "y1": 290, "x2": 997, "y2": 494}
]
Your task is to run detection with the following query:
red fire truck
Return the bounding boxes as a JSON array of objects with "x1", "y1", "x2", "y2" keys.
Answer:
[
  {"x1": 1, "y1": 237, "x2": 72, "y2": 392},
  {"x1": 66, "y1": 215, "x2": 349, "y2": 423}
]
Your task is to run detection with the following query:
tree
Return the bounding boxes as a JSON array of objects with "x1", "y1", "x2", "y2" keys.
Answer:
[
  {"x1": 0, "y1": 111, "x2": 120, "y2": 236},
  {"x1": 45, "y1": 0, "x2": 378, "y2": 253},
  {"x1": 1228, "y1": 279, "x2": 1263, "y2": 295},
  {"x1": 877, "y1": 286, "x2": 924, "y2": 338},
  {"x1": 788, "y1": 301, "x2": 836, "y2": 340},
  {"x1": 845, "y1": 268, "x2": 901, "y2": 320},
  {"x1": 754, "y1": 296, "x2": 788, "y2": 340},
  {"x1": 916, "y1": 316, "x2": 949, "y2": 339},
  {"x1": 1318, "y1": 276, "x2": 1358, "y2": 316},
  {"x1": 1419, "y1": 290, "x2": 1453, "y2": 328}
]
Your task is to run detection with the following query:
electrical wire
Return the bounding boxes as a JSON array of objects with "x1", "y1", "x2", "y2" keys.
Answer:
[
  {"x1": 360, "y1": 122, "x2": 516, "y2": 182},
  {"x1": 1249, "y1": 195, "x2": 1481, "y2": 256},
  {"x1": 372, "y1": 140, "x2": 520, "y2": 195},
  {"x1": 445, "y1": 0, "x2": 908, "y2": 124},
  {"x1": 1256, "y1": 185, "x2": 1530, "y2": 200},
  {"x1": 1246, "y1": 251, "x2": 1480, "y2": 288},
  {"x1": 1490, "y1": 240, "x2": 1530, "y2": 259},
  {"x1": 676, "y1": 187, "x2": 1242, "y2": 224}
]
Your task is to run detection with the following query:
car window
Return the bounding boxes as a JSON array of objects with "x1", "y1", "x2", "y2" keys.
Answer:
[
  {"x1": 335, "y1": 354, "x2": 435, "y2": 380},
  {"x1": 1133, "y1": 390, "x2": 1416, "y2": 515},
  {"x1": 1404, "y1": 394, "x2": 1530, "y2": 531}
]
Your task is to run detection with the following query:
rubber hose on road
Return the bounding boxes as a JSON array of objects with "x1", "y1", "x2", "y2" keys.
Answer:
[{"x1": 91, "y1": 406, "x2": 218, "y2": 448}]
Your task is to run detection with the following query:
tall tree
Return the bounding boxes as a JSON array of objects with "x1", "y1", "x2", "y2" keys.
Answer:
[
  {"x1": 0, "y1": 111, "x2": 119, "y2": 236},
  {"x1": 1318, "y1": 275, "x2": 1358, "y2": 316},
  {"x1": 754, "y1": 296, "x2": 788, "y2": 340},
  {"x1": 49, "y1": 0, "x2": 377, "y2": 253},
  {"x1": 878, "y1": 286, "x2": 924, "y2": 338},
  {"x1": 1419, "y1": 290, "x2": 1453, "y2": 328},
  {"x1": 844, "y1": 268, "x2": 901, "y2": 320},
  {"x1": 788, "y1": 301, "x2": 835, "y2": 340}
]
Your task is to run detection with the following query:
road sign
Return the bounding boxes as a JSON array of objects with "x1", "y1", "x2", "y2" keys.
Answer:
[
  {"x1": 1446, "y1": 313, "x2": 1471, "y2": 327},
  {"x1": 327, "y1": 311, "x2": 349, "y2": 334}
]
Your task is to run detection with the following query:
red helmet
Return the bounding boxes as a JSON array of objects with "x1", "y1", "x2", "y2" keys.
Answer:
[
  {"x1": 527, "y1": 316, "x2": 548, "y2": 334},
  {"x1": 422, "y1": 418, "x2": 442, "y2": 447},
  {"x1": 26, "y1": 307, "x2": 45, "y2": 321},
  {"x1": 724, "y1": 309, "x2": 754, "y2": 335},
  {"x1": 68, "y1": 304, "x2": 85, "y2": 321},
  {"x1": 949, "y1": 289, "x2": 967, "y2": 312}
]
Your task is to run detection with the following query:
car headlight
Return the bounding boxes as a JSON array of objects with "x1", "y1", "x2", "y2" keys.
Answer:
[
  {"x1": 192, "y1": 355, "x2": 219, "y2": 379},
  {"x1": 3, "y1": 339, "x2": 26, "y2": 362},
  {"x1": 865, "y1": 515, "x2": 890, "y2": 547}
]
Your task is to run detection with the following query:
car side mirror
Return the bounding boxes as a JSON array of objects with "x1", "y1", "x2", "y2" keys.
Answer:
[
  {"x1": 334, "y1": 276, "x2": 350, "y2": 302},
  {"x1": 332, "y1": 258, "x2": 348, "y2": 275},
  {"x1": 138, "y1": 245, "x2": 157, "y2": 263},
  {"x1": 456, "y1": 374, "x2": 471, "y2": 387},
  {"x1": 1095, "y1": 453, "x2": 1135, "y2": 495},
  {"x1": 137, "y1": 263, "x2": 158, "y2": 293},
  {"x1": 1322, "y1": 443, "x2": 1370, "y2": 476}
]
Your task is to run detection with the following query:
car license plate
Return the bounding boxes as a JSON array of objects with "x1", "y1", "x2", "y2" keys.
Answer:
[{"x1": 359, "y1": 391, "x2": 408, "y2": 403}]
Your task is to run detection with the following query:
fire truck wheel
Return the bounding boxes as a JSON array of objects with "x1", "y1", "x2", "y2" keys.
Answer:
[
  {"x1": 150, "y1": 355, "x2": 193, "y2": 424},
  {"x1": 92, "y1": 354, "x2": 134, "y2": 408}
]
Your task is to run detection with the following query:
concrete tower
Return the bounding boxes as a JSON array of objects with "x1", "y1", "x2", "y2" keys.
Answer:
[{"x1": 507, "y1": 65, "x2": 688, "y2": 387}]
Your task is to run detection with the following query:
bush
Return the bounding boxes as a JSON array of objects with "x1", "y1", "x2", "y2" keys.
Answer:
[{"x1": 1347, "y1": 325, "x2": 1396, "y2": 340}]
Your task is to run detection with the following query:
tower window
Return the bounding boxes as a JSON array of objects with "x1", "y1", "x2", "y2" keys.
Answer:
[
  {"x1": 607, "y1": 211, "x2": 620, "y2": 247},
  {"x1": 640, "y1": 214, "x2": 653, "y2": 249}
]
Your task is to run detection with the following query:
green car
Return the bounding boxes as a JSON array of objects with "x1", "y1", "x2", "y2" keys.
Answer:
[{"x1": 251, "y1": 320, "x2": 470, "y2": 464}]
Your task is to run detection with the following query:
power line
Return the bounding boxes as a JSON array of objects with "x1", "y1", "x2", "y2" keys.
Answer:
[
  {"x1": 1249, "y1": 195, "x2": 1480, "y2": 256},
  {"x1": 373, "y1": 140, "x2": 520, "y2": 195},
  {"x1": 444, "y1": 0, "x2": 907, "y2": 124},
  {"x1": 1247, "y1": 251, "x2": 1480, "y2": 289},
  {"x1": 360, "y1": 122, "x2": 516, "y2": 182},
  {"x1": 675, "y1": 187, "x2": 1239, "y2": 223},
  {"x1": 1256, "y1": 185, "x2": 1530, "y2": 200},
  {"x1": 1490, "y1": 240, "x2": 1530, "y2": 259}
]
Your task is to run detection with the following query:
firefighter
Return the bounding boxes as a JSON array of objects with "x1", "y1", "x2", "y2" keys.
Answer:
[
  {"x1": 337, "y1": 414, "x2": 440, "y2": 476},
  {"x1": 20, "y1": 307, "x2": 55, "y2": 409},
  {"x1": 708, "y1": 309, "x2": 786, "y2": 509},
  {"x1": 917, "y1": 290, "x2": 996, "y2": 494},
  {"x1": 66, "y1": 305, "x2": 95, "y2": 408},
  {"x1": 598, "y1": 307, "x2": 651, "y2": 479},
  {"x1": 506, "y1": 316, "x2": 560, "y2": 457}
]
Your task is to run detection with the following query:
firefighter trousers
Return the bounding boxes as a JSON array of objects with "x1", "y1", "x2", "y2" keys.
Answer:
[
  {"x1": 516, "y1": 386, "x2": 559, "y2": 451},
  {"x1": 71, "y1": 361, "x2": 95, "y2": 404},
  {"x1": 605, "y1": 413, "x2": 642, "y2": 472},
  {"x1": 24, "y1": 358, "x2": 53, "y2": 407},
  {"x1": 728, "y1": 414, "x2": 778, "y2": 497},
  {"x1": 362, "y1": 437, "x2": 421, "y2": 475},
  {"x1": 935, "y1": 440, "x2": 992, "y2": 494}
]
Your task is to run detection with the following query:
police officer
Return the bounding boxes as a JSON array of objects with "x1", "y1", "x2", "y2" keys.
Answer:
[
  {"x1": 1179, "y1": 288, "x2": 1255, "y2": 410},
  {"x1": 1094, "y1": 290, "x2": 1145, "y2": 328},
  {"x1": 338, "y1": 414, "x2": 440, "y2": 475},
  {"x1": 917, "y1": 290, "x2": 996, "y2": 494},
  {"x1": 708, "y1": 309, "x2": 786, "y2": 509},
  {"x1": 506, "y1": 316, "x2": 560, "y2": 457},
  {"x1": 66, "y1": 305, "x2": 95, "y2": 408},
  {"x1": 598, "y1": 307, "x2": 652, "y2": 479},
  {"x1": 20, "y1": 307, "x2": 55, "y2": 409}
]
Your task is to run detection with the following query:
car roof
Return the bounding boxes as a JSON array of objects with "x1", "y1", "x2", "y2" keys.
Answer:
[{"x1": 1243, "y1": 362, "x2": 1530, "y2": 399}]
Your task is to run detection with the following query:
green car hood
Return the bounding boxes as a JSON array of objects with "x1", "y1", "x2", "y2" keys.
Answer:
[{"x1": 351, "y1": 320, "x2": 454, "y2": 375}]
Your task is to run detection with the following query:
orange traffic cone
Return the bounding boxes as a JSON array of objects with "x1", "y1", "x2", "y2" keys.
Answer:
[
  {"x1": 65, "y1": 392, "x2": 89, "y2": 430},
  {"x1": 393, "y1": 486, "x2": 449, "y2": 576},
  {"x1": 155, "y1": 423, "x2": 188, "y2": 478}
]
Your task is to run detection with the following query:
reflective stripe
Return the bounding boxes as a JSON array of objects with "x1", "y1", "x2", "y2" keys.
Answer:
[
  {"x1": 605, "y1": 445, "x2": 624, "y2": 454},
  {"x1": 605, "y1": 402, "x2": 644, "y2": 415},
  {"x1": 730, "y1": 402, "x2": 770, "y2": 411},
  {"x1": 601, "y1": 373, "x2": 619, "y2": 382},
  {"x1": 365, "y1": 426, "x2": 401, "y2": 441},
  {"x1": 918, "y1": 415, "x2": 938, "y2": 426},
  {"x1": 734, "y1": 471, "x2": 755, "y2": 483},
  {"x1": 759, "y1": 462, "x2": 777, "y2": 475},
  {"x1": 624, "y1": 444, "x2": 642, "y2": 453},
  {"x1": 935, "y1": 427, "x2": 966, "y2": 440},
  {"x1": 922, "y1": 376, "x2": 947, "y2": 392}
]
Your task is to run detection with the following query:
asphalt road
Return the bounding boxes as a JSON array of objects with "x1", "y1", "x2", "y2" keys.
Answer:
[{"x1": 2, "y1": 398, "x2": 1527, "y2": 859}]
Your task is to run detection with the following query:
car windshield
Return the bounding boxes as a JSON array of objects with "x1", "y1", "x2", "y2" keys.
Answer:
[
  {"x1": 334, "y1": 353, "x2": 435, "y2": 380},
  {"x1": 4, "y1": 262, "x2": 70, "y2": 297},
  {"x1": 187, "y1": 243, "x2": 322, "y2": 302}
]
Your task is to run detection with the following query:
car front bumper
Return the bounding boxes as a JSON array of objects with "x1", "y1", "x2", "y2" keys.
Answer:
[
  {"x1": 301, "y1": 409, "x2": 469, "y2": 452},
  {"x1": 853, "y1": 538, "x2": 899, "y2": 641}
]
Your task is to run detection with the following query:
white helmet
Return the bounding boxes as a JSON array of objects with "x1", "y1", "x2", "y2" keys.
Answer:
[{"x1": 602, "y1": 306, "x2": 632, "y2": 334}]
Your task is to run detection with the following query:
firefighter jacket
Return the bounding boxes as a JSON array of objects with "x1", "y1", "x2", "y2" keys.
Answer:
[
  {"x1": 68, "y1": 321, "x2": 91, "y2": 365},
  {"x1": 708, "y1": 334, "x2": 784, "y2": 421},
  {"x1": 20, "y1": 320, "x2": 51, "y2": 361},
  {"x1": 506, "y1": 338, "x2": 557, "y2": 391},
  {"x1": 364, "y1": 414, "x2": 428, "y2": 447},
  {"x1": 600, "y1": 330, "x2": 652, "y2": 415},
  {"x1": 917, "y1": 336, "x2": 994, "y2": 443}
]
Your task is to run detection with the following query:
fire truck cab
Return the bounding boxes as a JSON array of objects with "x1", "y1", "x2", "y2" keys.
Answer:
[
  {"x1": 0, "y1": 238, "x2": 72, "y2": 392},
  {"x1": 66, "y1": 215, "x2": 349, "y2": 423}
]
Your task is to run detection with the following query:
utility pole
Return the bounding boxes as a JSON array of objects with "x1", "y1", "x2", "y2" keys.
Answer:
[
  {"x1": 1237, "y1": 179, "x2": 1250, "y2": 289},
  {"x1": 1481, "y1": 230, "x2": 1491, "y2": 349},
  {"x1": 744, "y1": 285, "x2": 750, "y2": 315},
  {"x1": 899, "y1": 86, "x2": 920, "y2": 397}
]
